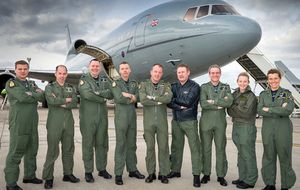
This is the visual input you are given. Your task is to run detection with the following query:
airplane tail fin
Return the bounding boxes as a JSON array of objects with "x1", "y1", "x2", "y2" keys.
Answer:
[{"x1": 65, "y1": 24, "x2": 72, "y2": 50}]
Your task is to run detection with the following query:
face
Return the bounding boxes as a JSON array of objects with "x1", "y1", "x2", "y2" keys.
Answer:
[
  {"x1": 268, "y1": 73, "x2": 281, "y2": 90},
  {"x1": 177, "y1": 67, "x2": 190, "y2": 84},
  {"x1": 237, "y1": 76, "x2": 249, "y2": 92},
  {"x1": 55, "y1": 66, "x2": 68, "y2": 85},
  {"x1": 89, "y1": 60, "x2": 101, "y2": 77},
  {"x1": 15, "y1": 64, "x2": 29, "y2": 80},
  {"x1": 209, "y1": 67, "x2": 221, "y2": 83},
  {"x1": 119, "y1": 63, "x2": 131, "y2": 80},
  {"x1": 150, "y1": 65, "x2": 163, "y2": 84}
]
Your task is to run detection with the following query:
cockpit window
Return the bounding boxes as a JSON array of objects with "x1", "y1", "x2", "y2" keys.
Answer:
[
  {"x1": 211, "y1": 5, "x2": 238, "y2": 15},
  {"x1": 183, "y1": 7, "x2": 197, "y2": 21},
  {"x1": 196, "y1": 5, "x2": 209, "y2": 18}
]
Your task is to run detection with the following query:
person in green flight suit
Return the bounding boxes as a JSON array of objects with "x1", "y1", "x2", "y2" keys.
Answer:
[
  {"x1": 110, "y1": 61, "x2": 145, "y2": 185},
  {"x1": 167, "y1": 64, "x2": 202, "y2": 188},
  {"x1": 227, "y1": 72, "x2": 258, "y2": 189},
  {"x1": 199, "y1": 64, "x2": 233, "y2": 187},
  {"x1": 258, "y1": 69, "x2": 296, "y2": 190},
  {"x1": 78, "y1": 59, "x2": 114, "y2": 183},
  {"x1": 42, "y1": 65, "x2": 80, "y2": 189},
  {"x1": 4, "y1": 60, "x2": 44, "y2": 190},
  {"x1": 139, "y1": 63, "x2": 172, "y2": 184}
]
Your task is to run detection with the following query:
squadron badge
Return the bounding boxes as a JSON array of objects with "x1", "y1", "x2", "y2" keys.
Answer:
[
  {"x1": 9, "y1": 81, "x2": 15, "y2": 88},
  {"x1": 112, "y1": 81, "x2": 116, "y2": 87},
  {"x1": 80, "y1": 80, "x2": 84, "y2": 86}
]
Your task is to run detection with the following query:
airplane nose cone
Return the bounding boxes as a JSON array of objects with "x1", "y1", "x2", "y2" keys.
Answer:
[
  {"x1": 218, "y1": 16, "x2": 262, "y2": 57},
  {"x1": 237, "y1": 17, "x2": 262, "y2": 48}
]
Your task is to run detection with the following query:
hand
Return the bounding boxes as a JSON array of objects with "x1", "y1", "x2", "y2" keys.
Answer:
[
  {"x1": 130, "y1": 95, "x2": 137, "y2": 102},
  {"x1": 217, "y1": 106, "x2": 223, "y2": 109},
  {"x1": 262, "y1": 107, "x2": 269, "y2": 112},
  {"x1": 157, "y1": 102, "x2": 162, "y2": 105},
  {"x1": 25, "y1": 92, "x2": 32, "y2": 96},
  {"x1": 207, "y1": 99, "x2": 214, "y2": 104},
  {"x1": 61, "y1": 104, "x2": 66, "y2": 108},
  {"x1": 94, "y1": 91, "x2": 100, "y2": 95},
  {"x1": 36, "y1": 88, "x2": 43, "y2": 93},
  {"x1": 51, "y1": 93, "x2": 57, "y2": 98},
  {"x1": 146, "y1": 95, "x2": 155, "y2": 100},
  {"x1": 65, "y1": 98, "x2": 72, "y2": 103},
  {"x1": 282, "y1": 102, "x2": 288, "y2": 108},
  {"x1": 122, "y1": 92, "x2": 131, "y2": 98},
  {"x1": 180, "y1": 106, "x2": 187, "y2": 110}
]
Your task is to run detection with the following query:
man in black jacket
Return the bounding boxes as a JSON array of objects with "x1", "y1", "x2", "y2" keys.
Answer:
[{"x1": 167, "y1": 64, "x2": 202, "y2": 188}]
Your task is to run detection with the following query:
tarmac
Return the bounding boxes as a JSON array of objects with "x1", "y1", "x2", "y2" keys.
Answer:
[{"x1": 0, "y1": 105, "x2": 300, "y2": 190}]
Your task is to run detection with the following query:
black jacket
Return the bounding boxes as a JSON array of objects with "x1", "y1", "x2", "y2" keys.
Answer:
[{"x1": 167, "y1": 79, "x2": 200, "y2": 122}]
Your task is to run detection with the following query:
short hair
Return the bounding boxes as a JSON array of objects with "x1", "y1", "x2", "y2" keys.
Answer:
[
  {"x1": 119, "y1": 61, "x2": 130, "y2": 69},
  {"x1": 152, "y1": 63, "x2": 163, "y2": 70},
  {"x1": 55, "y1": 65, "x2": 68, "y2": 72},
  {"x1": 267, "y1": 69, "x2": 282, "y2": 79},
  {"x1": 15, "y1": 60, "x2": 29, "y2": 69},
  {"x1": 237, "y1": 72, "x2": 250, "y2": 82},
  {"x1": 208, "y1": 64, "x2": 221, "y2": 73},
  {"x1": 177, "y1": 63, "x2": 190, "y2": 71},
  {"x1": 89, "y1": 58, "x2": 100, "y2": 65}
]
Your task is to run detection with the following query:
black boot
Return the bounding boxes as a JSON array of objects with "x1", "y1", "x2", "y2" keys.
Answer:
[
  {"x1": 201, "y1": 175, "x2": 210, "y2": 184},
  {"x1": 44, "y1": 179, "x2": 53, "y2": 189},
  {"x1": 160, "y1": 175, "x2": 169, "y2": 184},
  {"x1": 193, "y1": 175, "x2": 201, "y2": 187},
  {"x1": 115, "y1": 175, "x2": 123, "y2": 185},
  {"x1": 167, "y1": 171, "x2": 181, "y2": 178},
  {"x1": 63, "y1": 174, "x2": 80, "y2": 183},
  {"x1": 6, "y1": 185, "x2": 23, "y2": 190},
  {"x1": 129, "y1": 170, "x2": 145, "y2": 179},
  {"x1": 217, "y1": 177, "x2": 228, "y2": 186},
  {"x1": 98, "y1": 170, "x2": 112, "y2": 179},
  {"x1": 145, "y1": 173, "x2": 156, "y2": 183},
  {"x1": 85, "y1": 173, "x2": 94, "y2": 183}
]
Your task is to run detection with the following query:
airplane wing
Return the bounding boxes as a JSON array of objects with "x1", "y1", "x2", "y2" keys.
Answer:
[{"x1": 0, "y1": 68, "x2": 82, "y2": 86}]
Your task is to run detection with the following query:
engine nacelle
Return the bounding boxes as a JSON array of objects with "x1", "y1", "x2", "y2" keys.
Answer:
[{"x1": 66, "y1": 39, "x2": 87, "y2": 60}]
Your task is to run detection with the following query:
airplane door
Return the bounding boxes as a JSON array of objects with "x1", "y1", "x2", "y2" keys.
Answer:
[{"x1": 134, "y1": 15, "x2": 149, "y2": 47}]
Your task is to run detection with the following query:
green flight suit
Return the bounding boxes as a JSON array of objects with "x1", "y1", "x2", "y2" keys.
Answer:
[
  {"x1": 111, "y1": 78, "x2": 139, "y2": 176},
  {"x1": 42, "y1": 82, "x2": 77, "y2": 180},
  {"x1": 257, "y1": 87, "x2": 296, "y2": 189},
  {"x1": 227, "y1": 86, "x2": 258, "y2": 186},
  {"x1": 78, "y1": 73, "x2": 113, "y2": 173},
  {"x1": 4, "y1": 78, "x2": 44, "y2": 186},
  {"x1": 199, "y1": 82, "x2": 233, "y2": 177},
  {"x1": 139, "y1": 79, "x2": 172, "y2": 176}
]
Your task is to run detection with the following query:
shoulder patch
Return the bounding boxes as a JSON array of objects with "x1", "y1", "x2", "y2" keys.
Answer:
[
  {"x1": 112, "y1": 81, "x2": 116, "y2": 87},
  {"x1": 80, "y1": 80, "x2": 85, "y2": 86},
  {"x1": 9, "y1": 80, "x2": 15, "y2": 88}
]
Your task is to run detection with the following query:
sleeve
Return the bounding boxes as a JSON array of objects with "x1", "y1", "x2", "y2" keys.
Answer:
[
  {"x1": 257, "y1": 92, "x2": 273, "y2": 117},
  {"x1": 99, "y1": 79, "x2": 113, "y2": 100},
  {"x1": 111, "y1": 82, "x2": 132, "y2": 104},
  {"x1": 31, "y1": 81, "x2": 45, "y2": 102},
  {"x1": 155, "y1": 83, "x2": 173, "y2": 104},
  {"x1": 268, "y1": 91, "x2": 295, "y2": 116},
  {"x1": 228, "y1": 93, "x2": 257, "y2": 118},
  {"x1": 65, "y1": 86, "x2": 78, "y2": 109},
  {"x1": 45, "y1": 85, "x2": 66, "y2": 106},
  {"x1": 200, "y1": 85, "x2": 219, "y2": 110},
  {"x1": 173, "y1": 83, "x2": 200, "y2": 107},
  {"x1": 78, "y1": 79, "x2": 107, "y2": 103},
  {"x1": 139, "y1": 82, "x2": 158, "y2": 106},
  {"x1": 5, "y1": 81, "x2": 36, "y2": 103},
  {"x1": 215, "y1": 85, "x2": 233, "y2": 108},
  {"x1": 167, "y1": 84, "x2": 181, "y2": 110}
]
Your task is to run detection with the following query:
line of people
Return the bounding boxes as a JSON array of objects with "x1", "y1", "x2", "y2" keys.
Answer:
[{"x1": 3, "y1": 59, "x2": 296, "y2": 190}]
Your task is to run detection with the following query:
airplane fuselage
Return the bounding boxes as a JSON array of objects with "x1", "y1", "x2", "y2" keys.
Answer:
[{"x1": 66, "y1": 0, "x2": 261, "y2": 82}]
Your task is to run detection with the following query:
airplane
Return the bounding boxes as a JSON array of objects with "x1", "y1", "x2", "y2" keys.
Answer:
[
  {"x1": 0, "y1": 0, "x2": 261, "y2": 93},
  {"x1": 275, "y1": 61, "x2": 300, "y2": 91}
]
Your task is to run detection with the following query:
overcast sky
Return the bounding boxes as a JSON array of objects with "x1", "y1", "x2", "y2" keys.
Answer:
[{"x1": 0, "y1": 0, "x2": 299, "y2": 91}]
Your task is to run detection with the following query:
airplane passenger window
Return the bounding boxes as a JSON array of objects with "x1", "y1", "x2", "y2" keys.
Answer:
[
  {"x1": 183, "y1": 7, "x2": 197, "y2": 21},
  {"x1": 196, "y1": 5, "x2": 209, "y2": 18},
  {"x1": 211, "y1": 5, "x2": 238, "y2": 15}
]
